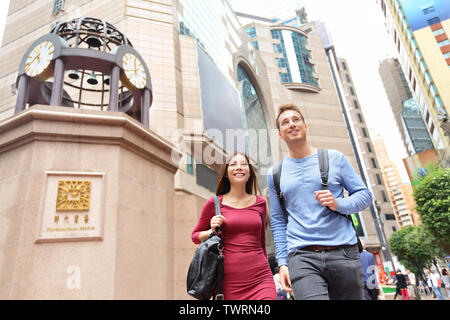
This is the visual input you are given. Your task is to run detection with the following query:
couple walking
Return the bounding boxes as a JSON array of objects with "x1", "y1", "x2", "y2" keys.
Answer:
[{"x1": 191, "y1": 104, "x2": 373, "y2": 300}]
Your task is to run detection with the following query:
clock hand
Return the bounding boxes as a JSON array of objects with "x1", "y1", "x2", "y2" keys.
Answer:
[{"x1": 24, "y1": 55, "x2": 38, "y2": 72}]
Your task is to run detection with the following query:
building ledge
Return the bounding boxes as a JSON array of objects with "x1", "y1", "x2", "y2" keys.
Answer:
[{"x1": 282, "y1": 82, "x2": 321, "y2": 93}]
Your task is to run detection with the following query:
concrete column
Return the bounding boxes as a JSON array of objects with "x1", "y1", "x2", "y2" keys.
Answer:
[
  {"x1": 50, "y1": 58, "x2": 65, "y2": 106},
  {"x1": 15, "y1": 74, "x2": 29, "y2": 113},
  {"x1": 108, "y1": 66, "x2": 120, "y2": 111},
  {"x1": 141, "y1": 89, "x2": 150, "y2": 128}
]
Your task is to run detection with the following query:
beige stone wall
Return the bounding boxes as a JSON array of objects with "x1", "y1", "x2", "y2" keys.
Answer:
[{"x1": 0, "y1": 105, "x2": 180, "y2": 299}]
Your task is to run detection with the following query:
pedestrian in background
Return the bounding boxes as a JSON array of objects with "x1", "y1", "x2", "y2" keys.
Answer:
[
  {"x1": 273, "y1": 268, "x2": 288, "y2": 300},
  {"x1": 405, "y1": 269, "x2": 418, "y2": 300},
  {"x1": 191, "y1": 152, "x2": 277, "y2": 300},
  {"x1": 360, "y1": 247, "x2": 379, "y2": 300},
  {"x1": 442, "y1": 269, "x2": 450, "y2": 298},
  {"x1": 426, "y1": 269, "x2": 445, "y2": 300},
  {"x1": 393, "y1": 269, "x2": 409, "y2": 300},
  {"x1": 268, "y1": 104, "x2": 372, "y2": 300}
]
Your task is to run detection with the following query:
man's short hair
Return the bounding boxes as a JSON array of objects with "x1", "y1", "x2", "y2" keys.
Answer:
[{"x1": 276, "y1": 103, "x2": 305, "y2": 130}]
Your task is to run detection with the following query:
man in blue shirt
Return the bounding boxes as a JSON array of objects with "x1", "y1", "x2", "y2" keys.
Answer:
[
  {"x1": 360, "y1": 247, "x2": 379, "y2": 300},
  {"x1": 268, "y1": 104, "x2": 372, "y2": 300}
]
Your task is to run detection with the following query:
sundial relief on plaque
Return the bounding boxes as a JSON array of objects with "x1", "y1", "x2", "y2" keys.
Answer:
[
  {"x1": 55, "y1": 180, "x2": 91, "y2": 226},
  {"x1": 36, "y1": 172, "x2": 104, "y2": 243}
]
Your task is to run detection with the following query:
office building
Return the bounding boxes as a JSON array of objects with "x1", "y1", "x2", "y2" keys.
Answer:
[
  {"x1": 379, "y1": 57, "x2": 435, "y2": 156},
  {"x1": 338, "y1": 57, "x2": 399, "y2": 243},
  {"x1": 373, "y1": 138, "x2": 419, "y2": 228},
  {"x1": 378, "y1": 0, "x2": 449, "y2": 167}
]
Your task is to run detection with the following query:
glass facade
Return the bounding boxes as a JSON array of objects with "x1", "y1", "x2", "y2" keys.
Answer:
[
  {"x1": 402, "y1": 98, "x2": 434, "y2": 154},
  {"x1": 237, "y1": 65, "x2": 271, "y2": 190},
  {"x1": 271, "y1": 29, "x2": 318, "y2": 87},
  {"x1": 271, "y1": 30, "x2": 292, "y2": 83},
  {"x1": 178, "y1": 0, "x2": 243, "y2": 81}
]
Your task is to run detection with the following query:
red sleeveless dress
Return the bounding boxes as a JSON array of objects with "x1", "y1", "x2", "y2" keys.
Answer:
[{"x1": 191, "y1": 195, "x2": 276, "y2": 300}]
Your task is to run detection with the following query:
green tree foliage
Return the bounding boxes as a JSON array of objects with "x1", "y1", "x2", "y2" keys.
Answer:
[
  {"x1": 388, "y1": 226, "x2": 438, "y2": 279},
  {"x1": 412, "y1": 168, "x2": 450, "y2": 253}
]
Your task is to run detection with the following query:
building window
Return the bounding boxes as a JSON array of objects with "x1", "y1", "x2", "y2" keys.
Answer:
[
  {"x1": 376, "y1": 173, "x2": 382, "y2": 185},
  {"x1": 345, "y1": 74, "x2": 351, "y2": 82},
  {"x1": 237, "y1": 65, "x2": 271, "y2": 190},
  {"x1": 422, "y1": 6, "x2": 435, "y2": 15},
  {"x1": 246, "y1": 27, "x2": 256, "y2": 39},
  {"x1": 381, "y1": 190, "x2": 388, "y2": 202},
  {"x1": 349, "y1": 86, "x2": 355, "y2": 96},
  {"x1": 444, "y1": 52, "x2": 450, "y2": 59},
  {"x1": 353, "y1": 100, "x2": 359, "y2": 109},
  {"x1": 186, "y1": 154, "x2": 194, "y2": 175},
  {"x1": 276, "y1": 58, "x2": 287, "y2": 68},
  {"x1": 52, "y1": 0, "x2": 64, "y2": 15},
  {"x1": 366, "y1": 142, "x2": 373, "y2": 153},
  {"x1": 273, "y1": 43, "x2": 282, "y2": 53},
  {"x1": 432, "y1": 28, "x2": 445, "y2": 36},
  {"x1": 179, "y1": 21, "x2": 191, "y2": 36},
  {"x1": 371, "y1": 158, "x2": 377, "y2": 169},
  {"x1": 438, "y1": 39, "x2": 450, "y2": 47},
  {"x1": 357, "y1": 113, "x2": 363, "y2": 123},
  {"x1": 385, "y1": 214, "x2": 396, "y2": 220},
  {"x1": 196, "y1": 164, "x2": 218, "y2": 193},
  {"x1": 362, "y1": 127, "x2": 368, "y2": 137},
  {"x1": 342, "y1": 62, "x2": 347, "y2": 70},
  {"x1": 427, "y1": 17, "x2": 441, "y2": 26},
  {"x1": 252, "y1": 41, "x2": 259, "y2": 50}
]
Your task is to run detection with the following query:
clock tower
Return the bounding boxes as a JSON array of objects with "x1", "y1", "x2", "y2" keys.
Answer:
[{"x1": 15, "y1": 17, "x2": 153, "y2": 127}]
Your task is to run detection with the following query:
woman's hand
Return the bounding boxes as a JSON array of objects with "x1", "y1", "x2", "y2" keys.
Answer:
[{"x1": 210, "y1": 215, "x2": 227, "y2": 234}]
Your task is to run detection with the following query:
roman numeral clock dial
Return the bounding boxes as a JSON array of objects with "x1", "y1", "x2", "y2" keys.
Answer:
[{"x1": 122, "y1": 53, "x2": 147, "y2": 89}]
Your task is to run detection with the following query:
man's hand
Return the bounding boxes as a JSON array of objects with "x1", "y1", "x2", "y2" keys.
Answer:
[
  {"x1": 279, "y1": 265, "x2": 292, "y2": 293},
  {"x1": 314, "y1": 190, "x2": 338, "y2": 211}
]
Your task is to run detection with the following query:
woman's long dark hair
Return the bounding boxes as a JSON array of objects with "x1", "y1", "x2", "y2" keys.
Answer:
[{"x1": 215, "y1": 152, "x2": 260, "y2": 196}]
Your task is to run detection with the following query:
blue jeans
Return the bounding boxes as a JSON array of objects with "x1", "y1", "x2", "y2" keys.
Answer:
[
  {"x1": 287, "y1": 244, "x2": 364, "y2": 300},
  {"x1": 432, "y1": 286, "x2": 445, "y2": 300}
]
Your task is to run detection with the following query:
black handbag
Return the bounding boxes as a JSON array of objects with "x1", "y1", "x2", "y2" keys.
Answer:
[{"x1": 186, "y1": 196, "x2": 224, "y2": 300}]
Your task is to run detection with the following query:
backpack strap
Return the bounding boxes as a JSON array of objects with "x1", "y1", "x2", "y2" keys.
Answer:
[
  {"x1": 318, "y1": 149, "x2": 363, "y2": 253},
  {"x1": 318, "y1": 148, "x2": 329, "y2": 190},
  {"x1": 273, "y1": 160, "x2": 289, "y2": 222}
]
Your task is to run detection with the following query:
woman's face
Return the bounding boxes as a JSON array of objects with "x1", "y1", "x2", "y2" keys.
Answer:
[{"x1": 227, "y1": 154, "x2": 250, "y2": 186}]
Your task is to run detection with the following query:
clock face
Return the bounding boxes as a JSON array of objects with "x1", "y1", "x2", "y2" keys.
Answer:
[
  {"x1": 24, "y1": 40, "x2": 55, "y2": 77},
  {"x1": 122, "y1": 53, "x2": 147, "y2": 89}
]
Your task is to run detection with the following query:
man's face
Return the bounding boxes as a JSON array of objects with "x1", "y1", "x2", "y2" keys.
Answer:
[{"x1": 278, "y1": 110, "x2": 307, "y2": 143}]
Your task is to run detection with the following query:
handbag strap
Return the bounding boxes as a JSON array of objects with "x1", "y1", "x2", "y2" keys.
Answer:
[{"x1": 213, "y1": 196, "x2": 224, "y2": 300}]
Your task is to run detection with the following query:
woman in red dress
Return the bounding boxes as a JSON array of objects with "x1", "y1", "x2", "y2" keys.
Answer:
[{"x1": 191, "y1": 152, "x2": 277, "y2": 300}]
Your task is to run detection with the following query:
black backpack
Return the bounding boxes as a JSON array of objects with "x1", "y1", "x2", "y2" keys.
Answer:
[
  {"x1": 272, "y1": 149, "x2": 363, "y2": 253},
  {"x1": 186, "y1": 196, "x2": 225, "y2": 300}
]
